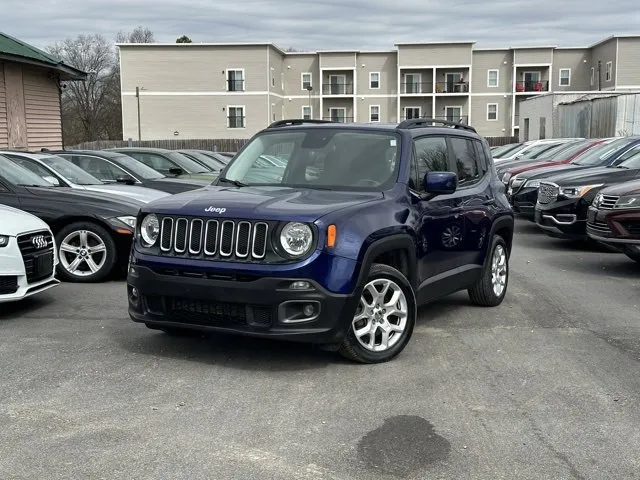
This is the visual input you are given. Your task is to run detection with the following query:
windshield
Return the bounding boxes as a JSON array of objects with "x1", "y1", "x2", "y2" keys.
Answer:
[
  {"x1": 537, "y1": 140, "x2": 593, "y2": 161},
  {"x1": 616, "y1": 149, "x2": 640, "y2": 169},
  {"x1": 222, "y1": 129, "x2": 400, "y2": 190},
  {"x1": 519, "y1": 142, "x2": 564, "y2": 159},
  {"x1": 572, "y1": 138, "x2": 633, "y2": 166},
  {"x1": 166, "y1": 151, "x2": 210, "y2": 173},
  {"x1": 112, "y1": 154, "x2": 165, "y2": 179},
  {"x1": 201, "y1": 151, "x2": 231, "y2": 165},
  {"x1": 492, "y1": 143, "x2": 521, "y2": 157},
  {"x1": 40, "y1": 155, "x2": 104, "y2": 185},
  {"x1": 181, "y1": 151, "x2": 224, "y2": 171},
  {"x1": 0, "y1": 155, "x2": 52, "y2": 187}
]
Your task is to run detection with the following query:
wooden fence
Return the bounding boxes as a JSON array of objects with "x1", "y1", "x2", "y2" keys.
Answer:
[{"x1": 69, "y1": 135, "x2": 519, "y2": 152}]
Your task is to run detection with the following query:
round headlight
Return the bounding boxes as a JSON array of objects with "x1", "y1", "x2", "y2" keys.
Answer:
[
  {"x1": 279, "y1": 222, "x2": 313, "y2": 257},
  {"x1": 140, "y1": 214, "x2": 160, "y2": 246}
]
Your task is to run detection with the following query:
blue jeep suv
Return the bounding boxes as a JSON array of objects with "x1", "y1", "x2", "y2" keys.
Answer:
[{"x1": 127, "y1": 118, "x2": 514, "y2": 363}]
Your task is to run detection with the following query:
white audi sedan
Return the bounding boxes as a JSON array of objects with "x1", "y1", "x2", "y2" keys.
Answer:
[{"x1": 0, "y1": 204, "x2": 59, "y2": 303}]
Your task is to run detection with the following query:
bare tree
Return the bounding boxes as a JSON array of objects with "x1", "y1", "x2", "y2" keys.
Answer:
[{"x1": 49, "y1": 27, "x2": 155, "y2": 145}]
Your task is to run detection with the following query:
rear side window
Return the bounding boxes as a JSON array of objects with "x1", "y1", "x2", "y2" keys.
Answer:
[
  {"x1": 412, "y1": 136, "x2": 449, "y2": 191},
  {"x1": 450, "y1": 137, "x2": 480, "y2": 186},
  {"x1": 473, "y1": 140, "x2": 490, "y2": 177}
]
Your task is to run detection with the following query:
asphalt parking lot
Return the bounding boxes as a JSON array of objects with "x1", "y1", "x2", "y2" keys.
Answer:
[{"x1": 1, "y1": 218, "x2": 639, "y2": 480}]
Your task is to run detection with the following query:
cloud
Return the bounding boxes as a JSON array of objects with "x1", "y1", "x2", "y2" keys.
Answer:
[{"x1": 3, "y1": 0, "x2": 640, "y2": 51}]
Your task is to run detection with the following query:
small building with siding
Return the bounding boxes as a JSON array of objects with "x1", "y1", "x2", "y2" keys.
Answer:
[
  {"x1": 519, "y1": 91, "x2": 640, "y2": 140},
  {"x1": 0, "y1": 32, "x2": 86, "y2": 150}
]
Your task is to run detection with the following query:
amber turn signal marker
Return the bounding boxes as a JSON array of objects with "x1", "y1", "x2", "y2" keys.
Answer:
[{"x1": 326, "y1": 225, "x2": 336, "y2": 247}]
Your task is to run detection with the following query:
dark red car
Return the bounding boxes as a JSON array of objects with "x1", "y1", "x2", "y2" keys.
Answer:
[
  {"x1": 586, "y1": 178, "x2": 640, "y2": 263},
  {"x1": 502, "y1": 138, "x2": 606, "y2": 187}
]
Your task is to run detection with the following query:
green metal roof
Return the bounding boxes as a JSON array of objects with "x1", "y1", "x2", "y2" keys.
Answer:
[{"x1": 0, "y1": 32, "x2": 86, "y2": 80}]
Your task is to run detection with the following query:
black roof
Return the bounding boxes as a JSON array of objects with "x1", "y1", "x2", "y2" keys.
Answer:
[{"x1": 263, "y1": 118, "x2": 479, "y2": 138}]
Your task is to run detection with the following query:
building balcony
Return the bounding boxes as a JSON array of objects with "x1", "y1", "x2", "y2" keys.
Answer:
[
  {"x1": 515, "y1": 81, "x2": 549, "y2": 93},
  {"x1": 434, "y1": 81, "x2": 469, "y2": 94},
  {"x1": 322, "y1": 83, "x2": 354, "y2": 95},
  {"x1": 400, "y1": 82, "x2": 433, "y2": 94},
  {"x1": 322, "y1": 116, "x2": 354, "y2": 123}
]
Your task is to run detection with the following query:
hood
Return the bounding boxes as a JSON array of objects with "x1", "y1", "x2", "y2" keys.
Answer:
[
  {"x1": 507, "y1": 160, "x2": 564, "y2": 176},
  {"x1": 515, "y1": 164, "x2": 584, "y2": 181},
  {"x1": 495, "y1": 159, "x2": 545, "y2": 173},
  {"x1": 24, "y1": 186, "x2": 144, "y2": 216},
  {"x1": 82, "y1": 184, "x2": 170, "y2": 203},
  {"x1": 598, "y1": 178, "x2": 640, "y2": 196},
  {"x1": 142, "y1": 185, "x2": 384, "y2": 223},
  {"x1": 177, "y1": 172, "x2": 217, "y2": 182},
  {"x1": 0, "y1": 203, "x2": 50, "y2": 236},
  {"x1": 151, "y1": 177, "x2": 210, "y2": 187},
  {"x1": 542, "y1": 166, "x2": 640, "y2": 187}
]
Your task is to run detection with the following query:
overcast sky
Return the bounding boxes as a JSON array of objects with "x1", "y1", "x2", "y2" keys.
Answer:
[{"x1": 4, "y1": 0, "x2": 640, "y2": 51}]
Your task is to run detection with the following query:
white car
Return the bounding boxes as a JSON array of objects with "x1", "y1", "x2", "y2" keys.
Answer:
[
  {"x1": 493, "y1": 138, "x2": 584, "y2": 162},
  {"x1": 0, "y1": 204, "x2": 59, "y2": 303}
]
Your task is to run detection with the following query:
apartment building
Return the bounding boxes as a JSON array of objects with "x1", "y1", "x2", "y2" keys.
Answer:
[{"x1": 118, "y1": 35, "x2": 640, "y2": 140}]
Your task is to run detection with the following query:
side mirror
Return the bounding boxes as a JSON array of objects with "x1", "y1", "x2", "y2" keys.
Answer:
[
  {"x1": 43, "y1": 175, "x2": 60, "y2": 186},
  {"x1": 116, "y1": 175, "x2": 136, "y2": 185},
  {"x1": 423, "y1": 171, "x2": 457, "y2": 195},
  {"x1": 168, "y1": 167, "x2": 184, "y2": 176}
]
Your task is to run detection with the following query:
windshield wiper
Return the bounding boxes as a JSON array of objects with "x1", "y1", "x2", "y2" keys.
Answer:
[
  {"x1": 17, "y1": 183, "x2": 49, "y2": 187},
  {"x1": 217, "y1": 177, "x2": 248, "y2": 187},
  {"x1": 614, "y1": 165, "x2": 629, "y2": 169}
]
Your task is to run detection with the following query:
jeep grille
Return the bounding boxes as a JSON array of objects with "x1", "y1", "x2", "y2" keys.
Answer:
[
  {"x1": 158, "y1": 216, "x2": 269, "y2": 261},
  {"x1": 537, "y1": 183, "x2": 558, "y2": 204}
]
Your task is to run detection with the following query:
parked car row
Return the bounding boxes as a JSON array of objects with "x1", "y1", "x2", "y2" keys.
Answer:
[
  {"x1": 0, "y1": 147, "x2": 242, "y2": 296},
  {"x1": 495, "y1": 137, "x2": 640, "y2": 264}
]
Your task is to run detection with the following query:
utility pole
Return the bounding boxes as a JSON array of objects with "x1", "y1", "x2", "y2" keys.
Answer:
[{"x1": 136, "y1": 86, "x2": 142, "y2": 142}]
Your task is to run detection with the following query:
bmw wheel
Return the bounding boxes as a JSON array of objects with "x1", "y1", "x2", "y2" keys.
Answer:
[
  {"x1": 339, "y1": 263, "x2": 416, "y2": 364},
  {"x1": 55, "y1": 222, "x2": 117, "y2": 283}
]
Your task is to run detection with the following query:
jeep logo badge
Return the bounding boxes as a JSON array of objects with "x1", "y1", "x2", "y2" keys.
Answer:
[
  {"x1": 205, "y1": 207, "x2": 226, "y2": 214},
  {"x1": 32, "y1": 235, "x2": 48, "y2": 249}
]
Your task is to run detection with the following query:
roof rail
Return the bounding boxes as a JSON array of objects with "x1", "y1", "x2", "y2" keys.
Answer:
[
  {"x1": 397, "y1": 117, "x2": 477, "y2": 133},
  {"x1": 267, "y1": 119, "x2": 336, "y2": 128}
]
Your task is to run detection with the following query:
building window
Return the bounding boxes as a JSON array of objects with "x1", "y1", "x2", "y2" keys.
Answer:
[
  {"x1": 605, "y1": 61, "x2": 613, "y2": 82},
  {"x1": 370, "y1": 72, "x2": 380, "y2": 89},
  {"x1": 271, "y1": 76, "x2": 275, "y2": 87},
  {"x1": 487, "y1": 69, "x2": 499, "y2": 87},
  {"x1": 487, "y1": 103, "x2": 498, "y2": 121},
  {"x1": 445, "y1": 106, "x2": 462, "y2": 122},
  {"x1": 226, "y1": 69, "x2": 244, "y2": 91},
  {"x1": 302, "y1": 106, "x2": 312, "y2": 119},
  {"x1": 227, "y1": 106, "x2": 245, "y2": 128},
  {"x1": 590, "y1": 67, "x2": 595, "y2": 86},
  {"x1": 403, "y1": 106, "x2": 421, "y2": 120},
  {"x1": 272, "y1": 103, "x2": 276, "y2": 121},
  {"x1": 329, "y1": 108, "x2": 346, "y2": 122},
  {"x1": 370, "y1": 105, "x2": 380, "y2": 122},
  {"x1": 301, "y1": 72, "x2": 312, "y2": 90},
  {"x1": 403, "y1": 73, "x2": 422, "y2": 94},
  {"x1": 559, "y1": 68, "x2": 571, "y2": 86}
]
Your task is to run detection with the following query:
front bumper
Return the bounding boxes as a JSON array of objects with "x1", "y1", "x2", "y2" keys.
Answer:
[
  {"x1": 586, "y1": 206, "x2": 640, "y2": 246},
  {"x1": 0, "y1": 237, "x2": 59, "y2": 304},
  {"x1": 534, "y1": 198, "x2": 587, "y2": 239},
  {"x1": 510, "y1": 187, "x2": 538, "y2": 219},
  {"x1": 127, "y1": 265, "x2": 360, "y2": 344}
]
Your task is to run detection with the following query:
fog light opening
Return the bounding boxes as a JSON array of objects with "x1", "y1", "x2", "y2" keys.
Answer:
[
  {"x1": 278, "y1": 300, "x2": 321, "y2": 323},
  {"x1": 303, "y1": 303, "x2": 316, "y2": 317},
  {"x1": 290, "y1": 280, "x2": 311, "y2": 290},
  {"x1": 128, "y1": 286, "x2": 140, "y2": 306}
]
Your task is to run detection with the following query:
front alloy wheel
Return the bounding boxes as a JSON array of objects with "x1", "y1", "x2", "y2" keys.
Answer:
[
  {"x1": 339, "y1": 264, "x2": 416, "y2": 363},
  {"x1": 55, "y1": 222, "x2": 117, "y2": 283}
]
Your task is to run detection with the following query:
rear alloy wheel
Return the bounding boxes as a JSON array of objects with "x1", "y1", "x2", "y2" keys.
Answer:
[
  {"x1": 468, "y1": 235, "x2": 509, "y2": 306},
  {"x1": 339, "y1": 264, "x2": 416, "y2": 364},
  {"x1": 55, "y1": 222, "x2": 117, "y2": 283}
]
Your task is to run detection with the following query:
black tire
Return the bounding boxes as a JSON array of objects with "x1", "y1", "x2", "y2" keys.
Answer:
[
  {"x1": 339, "y1": 263, "x2": 416, "y2": 364},
  {"x1": 468, "y1": 234, "x2": 509, "y2": 307},
  {"x1": 54, "y1": 221, "x2": 117, "y2": 283}
]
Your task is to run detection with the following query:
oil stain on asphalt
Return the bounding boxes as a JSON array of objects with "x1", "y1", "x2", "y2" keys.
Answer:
[{"x1": 357, "y1": 415, "x2": 451, "y2": 477}]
